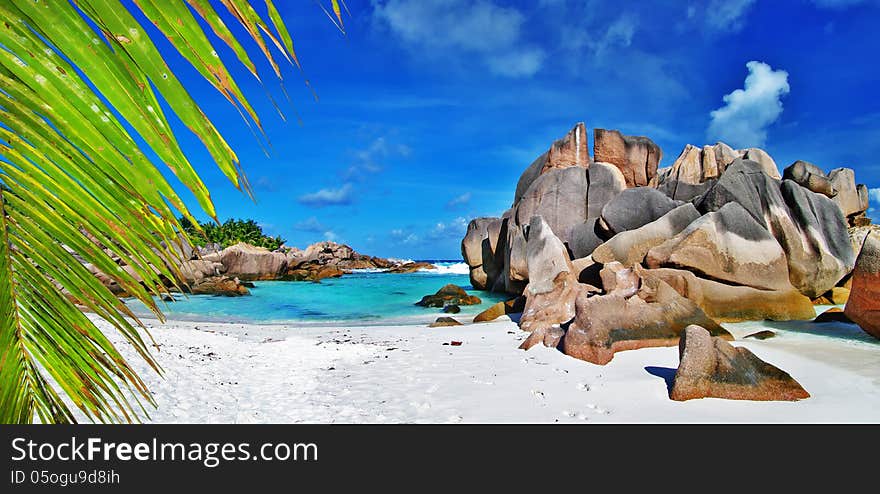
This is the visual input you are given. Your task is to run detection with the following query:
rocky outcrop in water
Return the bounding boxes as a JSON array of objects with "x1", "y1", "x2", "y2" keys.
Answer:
[
  {"x1": 416, "y1": 284, "x2": 481, "y2": 308},
  {"x1": 89, "y1": 239, "x2": 410, "y2": 297}
]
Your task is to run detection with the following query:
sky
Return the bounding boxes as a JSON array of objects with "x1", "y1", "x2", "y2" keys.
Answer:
[{"x1": 137, "y1": 0, "x2": 880, "y2": 260}]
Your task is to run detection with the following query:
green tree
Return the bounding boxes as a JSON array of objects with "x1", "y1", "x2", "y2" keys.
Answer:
[
  {"x1": 0, "y1": 0, "x2": 344, "y2": 424},
  {"x1": 182, "y1": 217, "x2": 286, "y2": 250}
]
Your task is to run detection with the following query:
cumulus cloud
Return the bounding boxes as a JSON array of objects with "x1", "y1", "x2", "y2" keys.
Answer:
[
  {"x1": 298, "y1": 183, "x2": 354, "y2": 208},
  {"x1": 707, "y1": 61, "x2": 790, "y2": 148},
  {"x1": 371, "y1": 0, "x2": 545, "y2": 78},
  {"x1": 446, "y1": 192, "x2": 472, "y2": 209},
  {"x1": 706, "y1": 0, "x2": 757, "y2": 32}
]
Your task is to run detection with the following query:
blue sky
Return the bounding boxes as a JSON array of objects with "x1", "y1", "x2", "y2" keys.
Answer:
[{"x1": 145, "y1": 0, "x2": 880, "y2": 259}]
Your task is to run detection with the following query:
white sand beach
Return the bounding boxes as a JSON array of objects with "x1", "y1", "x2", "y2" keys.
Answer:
[{"x1": 81, "y1": 313, "x2": 880, "y2": 424}]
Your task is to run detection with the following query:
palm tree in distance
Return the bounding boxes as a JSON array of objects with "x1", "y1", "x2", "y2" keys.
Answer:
[{"x1": 0, "y1": 0, "x2": 346, "y2": 424}]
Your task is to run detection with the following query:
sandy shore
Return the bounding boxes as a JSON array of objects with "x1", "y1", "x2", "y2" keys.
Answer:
[{"x1": 81, "y1": 312, "x2": 880, "y2": 423}]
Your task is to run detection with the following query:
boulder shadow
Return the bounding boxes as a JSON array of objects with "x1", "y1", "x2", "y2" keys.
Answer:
[
  {"x1": 761, "y1": 319, "x2": 879, "y2": 345},
  {"x1": 645, "y1": 366, "x2": 677, "y2": 394}
]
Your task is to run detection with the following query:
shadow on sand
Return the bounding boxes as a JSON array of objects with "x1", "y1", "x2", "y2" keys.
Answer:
[
  {"x1": 754, "y1": 319, "x2": 878, "y2": 345},
  {"x1": 645, "y1": 366, "x2": 676, "y2": 394}
]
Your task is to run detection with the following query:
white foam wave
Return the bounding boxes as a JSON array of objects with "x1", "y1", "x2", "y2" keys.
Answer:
[
  {"x1": 422, "y1": 262, "x2": 469, "y2": 275},
  {"x1": 387, "y1": 258, "x2": 414, "y2": 265}
]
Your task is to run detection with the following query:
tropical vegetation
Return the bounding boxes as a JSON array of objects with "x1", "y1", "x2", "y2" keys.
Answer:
[
  {"x1": 0, "y1": 0, "x2": 344, "y2": 424},
  {"x1": 181, "y1": 217, "x2": 286, "y2": 251}
]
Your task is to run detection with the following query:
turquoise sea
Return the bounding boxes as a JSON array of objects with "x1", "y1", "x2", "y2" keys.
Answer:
[{"x1": 124, "y1": 262, "x2": 510, "y2": 326}]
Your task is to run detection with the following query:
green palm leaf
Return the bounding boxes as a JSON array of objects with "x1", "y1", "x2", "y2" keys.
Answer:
[{"x1": 0, "y1": 0, "x2": 314, "y2": 423}]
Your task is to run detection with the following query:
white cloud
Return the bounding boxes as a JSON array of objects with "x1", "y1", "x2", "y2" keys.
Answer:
[
  {"x1": 446, "y1": 192, "x2": 472, "y2": 209},
  {"x1": 298, "y1": 183, "x2": 354, "y2": 208},
  {"x1": 342, "y1": 137, "x2": 410, "y2": 181},
  {"x1": 706, "y1": 0, "x2": 756, "y2": 32},
  {"x1": 389, "y1": 218, "x2": 469, "y2": 246},
  {"x1": 390, "y1": 229, "x2": 420, "y2": 245},
  {"x1": 592, "y1": 15, "x2": 637, "y2": 58},
  {"x1": 428, "y1": 217, "x2": 469, "y2": 240},
  {"x1": 557, "y1": 12, "x2": 638, "y2": 59},
  {"x1": 372, "y1": 0, "x2": 545, "y2": 78},
  {"x1": 707, "y1": 61, "x2": 790, "y2": 148}
]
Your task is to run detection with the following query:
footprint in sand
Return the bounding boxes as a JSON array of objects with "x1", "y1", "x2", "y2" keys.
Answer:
[
  {"x1": 530, "y1": 390, "x2": 546, "y2": 404},
  {"x1": 585, "y1": 403, "x2": 611, "y2": 415}
]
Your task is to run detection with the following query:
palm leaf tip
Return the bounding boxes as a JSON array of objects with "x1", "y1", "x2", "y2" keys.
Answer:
[{"x1": 0, "y1": 0, "x2": 322, "y2": 424}]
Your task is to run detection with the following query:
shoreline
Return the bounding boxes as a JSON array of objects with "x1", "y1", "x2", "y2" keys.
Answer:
[{"x1": 79, "y1": 311, "x2": 880, "y2": 424}]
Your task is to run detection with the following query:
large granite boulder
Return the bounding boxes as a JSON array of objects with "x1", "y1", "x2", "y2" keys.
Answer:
[
  {"x1": 503, "y1": 221, "x2": 529, "y2": 294},
  {"x1": 220, "y1": 242, "x2": 288, "y2": 280},
  {"x1": 519, "y1": 216, "x2": 584, "y2": 334},
  {"x1": 647, "y1": 267, "x2": 815, "y2": 322},
  {"x1": 670, "y1": 325, "x2": 809, "y2": 401},
  {"x1": 697, "y1": 159, "x2": 854, "y2": 297},
  {"x1": 652, "y1": 143, "x2": 780, "y2": 201},
  {"x1": 592, "y1": 203, "x2": 701, "y2": 267},
  {"x1": 416, "y1": 284, "x2": 481, "y2": 308},
  {"x1": 285, "y1": 263, "x2": 345, "y2": 282},
  {"x1": 516, "y1": 166, "x2": 589, "y2": 244},
  {"x1": 779, "y1": 179, "x2": 855, "y2": 296},
  {"x1": 844, "y1": 231, "x2": 880, "y2": 339},
  {"x1": 513, "y1": 123, "x2": 589, "y2": 204},
  {"x1": 561, "y1": 269, "x2": 732, "y2": 365},
  {"x1": 587, "y1": 162, "x2": 627, "y2": 218},
  {"x1": 180, "y1": 259, "x2": 225, "y2": 284},
  {"x1": 190, "y1": 276, "x2": 250, "y2": 296},
  {"x1": 646, "y1": 202, "x2": 793, "y2": 292},
  {"x1": 568, "y1": 218, "x2": 606, "y2": 259},
  {"x1": 783, "y1": 160, "x2": 836, "y2": 197},
  {"x1": 599, "y1": 187, "x2": 683, "y2": 236},
  {"x1": 473, "y1": 297, "x2": 525, "y2": 323},
  {"x1": 828, "y1": 168, "x2": 866, "y2": 219},
  {"x1": 592, "y1": 128, "x2": 662, "y2": 187},
  {"x1": 599, "y1": 262, "x2": 641, "y2": 297},
  {"x1": 652, "y1": 144, "x2": 724, "y2": 201},
  {"x1": 461, "y1": 217, "x2": 501, "y2": 290},
  {"x1": 737, "y1": 148, "x2": 781, "y2": 179}
]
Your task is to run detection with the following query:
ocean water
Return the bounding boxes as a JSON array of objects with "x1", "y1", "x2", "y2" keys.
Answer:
[{"x1": 125, "y1": 262, "x2": 510, "y2": 326}]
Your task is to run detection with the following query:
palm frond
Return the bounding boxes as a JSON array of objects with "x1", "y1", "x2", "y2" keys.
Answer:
[{"x1": 0, "y1": 0, "x2": 307, "y2": 423}]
